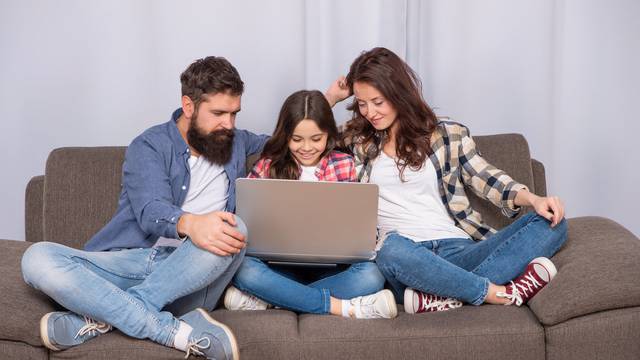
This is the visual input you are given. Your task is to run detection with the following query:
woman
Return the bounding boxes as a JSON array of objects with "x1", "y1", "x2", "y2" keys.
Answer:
[
  {"x1": 325, "y1": 47, "x2": 568, "y2": 313},
  {"x1": 224, "y1": 90, "x2": 397, "y2": 319}
]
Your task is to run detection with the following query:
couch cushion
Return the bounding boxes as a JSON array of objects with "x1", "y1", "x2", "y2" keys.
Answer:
[
  {"x1": 0, "y1": 239, "x2": 59, "y2": 346},
  {"x1": 43, "y1": 147, "x2": 126, "y2": 249},
  {"x1": 0, "y1": 339, "x2": 48, "y2": 360},
  {"x1": 544, "y1": 306, "x2": 640, "y2": 360},
  {"x1": 299, "y1": 305, "x2": 544, "y2": 360},
  {"x1": 528, "y1": 217, "x2": 640, "y2": 325},
  {"x1": 50, "y1": 309, "x2": 301, "y2": 360},
  {"x1": 471, "y1": 134, "x2": 535, "y2": 230}
]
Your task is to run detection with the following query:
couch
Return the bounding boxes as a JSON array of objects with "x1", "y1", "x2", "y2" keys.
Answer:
[{"x1": 1, "y1": 133, "x2": 639, "y2": 359}]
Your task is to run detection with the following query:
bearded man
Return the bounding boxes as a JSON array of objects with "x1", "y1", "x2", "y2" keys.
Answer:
[{"x1": 21, "y1": 56, "x2": 268, "y2": 360}]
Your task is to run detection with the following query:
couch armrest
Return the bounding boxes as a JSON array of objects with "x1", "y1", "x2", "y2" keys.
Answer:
[
  {"x1": 530, "y1": 159, "x2": 546, "y2": 197},
  {"x1": 528, "y1": 216, "x2": 640, "y2": 325},
  {"x1": 25, "y1": 175, "x2": 44, "y2": 242}
]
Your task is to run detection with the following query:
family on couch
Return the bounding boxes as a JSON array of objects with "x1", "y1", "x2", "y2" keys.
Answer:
[{"x1": 19, "y1": 47, "x2": 568, "y2": 360}]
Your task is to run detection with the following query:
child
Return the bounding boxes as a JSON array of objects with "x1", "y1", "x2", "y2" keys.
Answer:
[{"x1": 223, "y1": 90, "x2": 397, "y2": 319}]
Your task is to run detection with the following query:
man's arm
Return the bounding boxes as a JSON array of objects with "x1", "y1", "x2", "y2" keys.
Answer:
[{"x1": 122, "y1": 135, "x2": 185, "y2": 239}]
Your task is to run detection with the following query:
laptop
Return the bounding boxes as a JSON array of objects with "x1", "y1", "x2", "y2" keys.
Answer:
[{"x1": 235, "y1": 178, "x2": 379, "y2": 265}]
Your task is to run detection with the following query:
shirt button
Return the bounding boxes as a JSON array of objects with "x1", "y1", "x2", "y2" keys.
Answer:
[
  {"x1": 171, "y1": 217, "x2": 175, "y2": 222},
  {"x1": 182, "y1": 185, "x2": 186, "y2": 190}
]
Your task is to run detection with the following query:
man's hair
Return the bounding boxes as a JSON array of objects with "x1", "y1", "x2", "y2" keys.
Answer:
[{"x1": 180, "y1": 56, "x2": 244, "y2": 110}]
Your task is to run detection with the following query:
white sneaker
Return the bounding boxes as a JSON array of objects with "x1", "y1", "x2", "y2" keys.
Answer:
[
  {"x1": 347, "y1": 289, "x2": 398, "y2": 319},
  {"x1": 223, "y1": 286, "x2": 270, "y2": 311}
]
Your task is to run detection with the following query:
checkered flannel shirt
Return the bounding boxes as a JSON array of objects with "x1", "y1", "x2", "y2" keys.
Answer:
[
  {"x1": 350, "y1": 120, "x2": 528, "y2": 241},
  {"x1": 249, "y1": 150, "x2": 357, "y2": 182}
]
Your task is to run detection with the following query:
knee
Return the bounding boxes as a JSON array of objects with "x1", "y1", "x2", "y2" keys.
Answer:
[
  {"x1": 21, "y1": 241, "x2": 58, "y2": 287},
  {"x1": 234, "y1": 215, "x2": 248, "y2": 240},
  {"x1": 232, "y1": 256, "x2": 267, "y2": 288},
  {"x1": 352, "y1": 262, "x2": 385, "y2": 291}
]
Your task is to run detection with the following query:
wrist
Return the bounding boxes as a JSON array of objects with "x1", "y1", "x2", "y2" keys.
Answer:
[
  {"x1": 324, "y1": 92, "x2": 337, "y2": 107},
  {"x1": 177, "y1": 213, "x2": 194, "y2": 239}
]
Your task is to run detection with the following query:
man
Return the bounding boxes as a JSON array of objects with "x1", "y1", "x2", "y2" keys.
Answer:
[{"x1": 21, "y1": 56, "x2": 268, "y2": 359}]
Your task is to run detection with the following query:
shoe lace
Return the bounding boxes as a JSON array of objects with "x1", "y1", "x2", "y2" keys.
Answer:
[
  {"x1": 74, "y1": 316, "x2": 111, "y2": 339},
  {"x1": 498, "y1": 271, "x2": 542, "y2": 306},
  {"x1": 241, "y1": 294, "x2": 265, "y2": 310},
  {"x1": 421, "y1": 294, "x2": 463, "y2": 312},
  {"x1": 349, "y1": 295, "x2": 380, "y2": 319},
  {"x1": 184, "y1": 336, "x2": 211, "y2": 358}
]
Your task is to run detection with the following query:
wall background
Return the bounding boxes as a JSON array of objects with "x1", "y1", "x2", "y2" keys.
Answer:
[{"x1": 1, "y1": 0, "x2": 638, "y2": 240}]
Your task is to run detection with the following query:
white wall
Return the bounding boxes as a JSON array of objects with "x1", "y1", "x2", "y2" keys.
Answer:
[{"x1": 1, "y1": 0, "x2": 638, "y2": 240}]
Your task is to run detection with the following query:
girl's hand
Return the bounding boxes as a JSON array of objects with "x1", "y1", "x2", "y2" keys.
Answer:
[{"x1": 324, "y1": 76, "x2": 351, "y2": 107}]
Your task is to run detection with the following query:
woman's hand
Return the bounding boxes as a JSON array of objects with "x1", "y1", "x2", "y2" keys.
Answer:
[
  {"x1": 324, "y1": 76, "x2": 351, "y2": 107},
  {"x1": 515, "y1": 189, "x2": 565, "y2": 227}
]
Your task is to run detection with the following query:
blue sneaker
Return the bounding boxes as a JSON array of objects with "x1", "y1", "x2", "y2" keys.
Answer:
[
  {"x1": 179, "y1": 308, "x2": 239, "y2": 360},
  {"x1": 40, "y1": 311, "x2": 112, "y2": 351}
]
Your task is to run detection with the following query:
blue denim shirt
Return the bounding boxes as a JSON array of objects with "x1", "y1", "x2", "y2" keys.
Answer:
[{"x1": 84, "y1": 109, "x2": 269, "y2": 251}]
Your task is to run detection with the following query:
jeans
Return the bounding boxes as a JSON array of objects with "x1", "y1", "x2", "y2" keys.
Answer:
[
  {"x1": 375, "y1": 212, "x2": 568, "y2": 305},
  {"x1": 20, "y1": 219, "x2": 248, "y2": 347},
  {"x1": 232, "y1": 256, "x2": 385, "y2": 314}
]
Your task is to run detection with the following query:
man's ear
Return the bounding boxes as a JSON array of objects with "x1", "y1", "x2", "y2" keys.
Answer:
[{"x1": 181, "y1": 95, "x2": 195, "y2": 119}]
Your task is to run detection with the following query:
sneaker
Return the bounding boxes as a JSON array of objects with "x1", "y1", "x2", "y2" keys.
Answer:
[
  {"x1": 347, "y1": 289, "x2": 398, "y2": 319},
  {"x1": 179, "y1": 308, "x2": 239, "y2": 360},
  {"x1": 403, "y1": 288, "x2": 463, "y2": 314},
  {"x1": 497, "y1": 257, "x2": 558, "y2": 306},
  {"x1": 40, "y1": 311, "x2": 112, "y2": 351},
  {"x1": 224, "y1": 285, "x2": 271, "y2": 311}
]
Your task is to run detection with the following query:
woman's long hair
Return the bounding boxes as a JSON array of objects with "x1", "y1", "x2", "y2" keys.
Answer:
[
  {"x1": 342, "y1": 47, "x2": 439, "y2": 178},
  {"x1": 261, "y1": 90, "x2": 339, "y2": 179}
]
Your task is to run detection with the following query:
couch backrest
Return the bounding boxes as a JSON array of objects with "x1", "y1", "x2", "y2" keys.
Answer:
[
  {"x1": 33, "y1": 134, "x2": 538, "y2": 248},
  {"x1": 42, "y1": 147, "x2": 126, "y2": 249}
]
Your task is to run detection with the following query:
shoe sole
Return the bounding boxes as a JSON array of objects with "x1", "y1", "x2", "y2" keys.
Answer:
[
  {"x1": 381, "y1": 289, "x2": 398, "y2": 318},
  {"x1": 531, "y1": 257, "x2": 558, "y2": 281},
  {"x1": 403, "y1": 288, "x2": 416, "y2": 314},
  {"x1": 40, "y1": 312, "x2": 61, "y2": 351},
  {"x1": 195, "y1": 308, "x2": 240, "y2": 360}
]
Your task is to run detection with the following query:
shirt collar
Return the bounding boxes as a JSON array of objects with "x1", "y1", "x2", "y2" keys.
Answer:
[{"x1": 168, "y1": 108, "x2": 191, "y2": 156}]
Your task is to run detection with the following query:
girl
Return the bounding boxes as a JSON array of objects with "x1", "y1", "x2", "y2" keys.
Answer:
[
  {"x1": 325, "y1": 48, "x2": 568, "y2": 313},
  {"x1": 224, "y1": 90, "x2": 397, "y2": 319}
]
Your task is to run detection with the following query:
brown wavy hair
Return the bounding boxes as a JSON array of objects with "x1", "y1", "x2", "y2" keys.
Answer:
[
  {"x1": 261, "y1": 90, "x2": 339, "y2": 179},
  {"x1": 343, "y1": 47, "x2": 438, "y2": 178}
]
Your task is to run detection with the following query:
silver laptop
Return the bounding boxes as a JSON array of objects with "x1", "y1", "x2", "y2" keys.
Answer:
[{"x1": 235, "y1": 178, "x2": 379, "y2": 265}]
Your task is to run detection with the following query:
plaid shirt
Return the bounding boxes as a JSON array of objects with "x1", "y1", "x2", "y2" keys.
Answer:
[
  {"x1": 249, "y1": 150, "x2": 357, "y2": 182},
  {"x1": 351, "y1": 120, "x2": 528, "y2": 241}
]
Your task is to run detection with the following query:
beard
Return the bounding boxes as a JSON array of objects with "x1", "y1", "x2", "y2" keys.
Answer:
[{"x1": 187, "y1": 118, "x2": 235, "y2": 165}]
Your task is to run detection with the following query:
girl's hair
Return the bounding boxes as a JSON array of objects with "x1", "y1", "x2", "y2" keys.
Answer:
[
  {"x1": 261, "y1": 90, "x2": 339, "y2": 179},
  {"x1": 342, "y1": 47, "x2": 439, "y2": 178}
]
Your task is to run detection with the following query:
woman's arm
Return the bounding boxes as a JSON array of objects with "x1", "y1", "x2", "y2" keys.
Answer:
[{"x1": 324, "y1": 76, "x2": 351, "y2": 107}]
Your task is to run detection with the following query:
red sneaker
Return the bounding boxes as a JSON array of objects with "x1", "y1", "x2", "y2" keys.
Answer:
[
  {"x1": 497, "y1": 257, "x2": 558, "y2": 306},
  {"x1": 404, "y1": 288, "x2": 463, "y2": 314}
]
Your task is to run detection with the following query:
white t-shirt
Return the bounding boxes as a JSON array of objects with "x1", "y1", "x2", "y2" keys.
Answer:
[
  {"x1": 370, "y1": 151, "x2": 470, "y2": 249},
  {"x1": 154, "y1": 155, "x2": 229, "y2": 247},
  {"x1": 299, "y1": 165, "x2": 319, "y2": 181}
]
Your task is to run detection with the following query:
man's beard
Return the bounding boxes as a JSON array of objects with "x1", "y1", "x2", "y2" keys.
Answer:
[{"x1": 187, "y1": 119, "x2": 235, "y2": 165}]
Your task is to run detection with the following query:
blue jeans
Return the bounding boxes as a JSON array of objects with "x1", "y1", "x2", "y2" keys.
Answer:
[
  {"x1": 232, "y1": 256, "x2": 385, "y2": 314},
  {"x1": 21, "y1": 221, "x2": 247, "y2": 347},
  {"x1": 375, "y1": 212, "x2": 568, "y2": 305}
]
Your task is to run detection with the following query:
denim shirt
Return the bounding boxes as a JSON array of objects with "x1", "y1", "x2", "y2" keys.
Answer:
[{"x1": 84, "y1": 108, "x2": 269, "y2": 251}]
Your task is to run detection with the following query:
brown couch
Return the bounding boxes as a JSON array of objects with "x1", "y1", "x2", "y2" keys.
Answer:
[{"x1": 1, "y1": 133, "x2": 639, "y2": 359}]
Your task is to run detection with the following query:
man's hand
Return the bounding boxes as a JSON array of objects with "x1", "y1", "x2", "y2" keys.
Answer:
[
  {"x1": 324, "y1": 76, "x2": 351, "y2": 107},
  {"x1": 177, "y1": 211, "x2": 246, "y2": 256}
]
